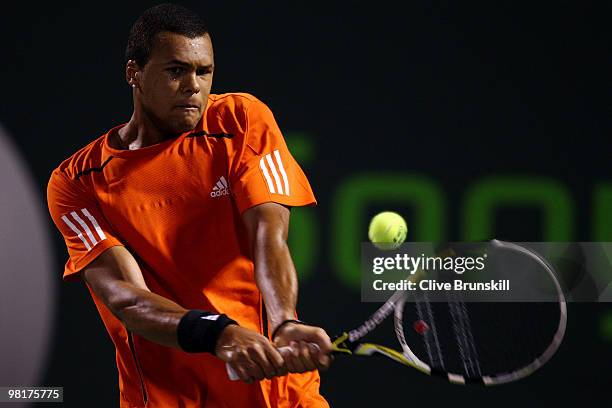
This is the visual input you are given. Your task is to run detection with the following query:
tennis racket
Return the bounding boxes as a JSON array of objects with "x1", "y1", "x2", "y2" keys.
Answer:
[{"x1": 228, "y1": 240, "x2": 567, "y2": 385}]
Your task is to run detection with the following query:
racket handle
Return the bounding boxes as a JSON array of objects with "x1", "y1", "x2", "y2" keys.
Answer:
[
  {"x1": 226, "y1": 344, "x2": 321, "y2": 381},
  {"x1": 226, "y1": 362, "x2": 241, "y2": 381}
]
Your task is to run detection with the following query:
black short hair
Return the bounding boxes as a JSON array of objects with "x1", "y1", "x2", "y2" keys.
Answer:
[{"x1": 125, "y1": 3, "x2": 208, "y2": 67}]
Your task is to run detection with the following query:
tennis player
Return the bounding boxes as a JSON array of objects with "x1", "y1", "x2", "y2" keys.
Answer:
[{"x1": 47, "y1": 4, "x2": 331, "y2": 407}]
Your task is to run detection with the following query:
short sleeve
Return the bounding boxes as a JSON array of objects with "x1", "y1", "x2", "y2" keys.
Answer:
[
  {"x1": 229, "y1": 99, "x2": 317, "y2": 213},
  {"x1": 47, "y1": 170, "x2": 122, "y2": 281}
]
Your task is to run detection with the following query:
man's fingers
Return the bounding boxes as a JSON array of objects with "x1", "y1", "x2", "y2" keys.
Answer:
[
  {"x1": 272, "y1": 324, "x2": 334, "y2": 374},
  {"x1": 289, "y1": 327, "x2": 333, "y2": 371},
  {"x1": 280, "y1": 343, "x2": 298, "y2": 372},
  {"x1": 298, "y1": 341, "x2": 317, "y2": 372},
  {"x1": 309, "y1": 343, "x2": 332, "y2": 370},
  {"x1": 263, "y1": 343, "x2": 287, "y2": 376},
  {"x1": 301, "y1": 327, "x2": 333, "y2": 354},
  {"x1": 286, "y1": 341, "x2": 307, "y2": 372},
  {"x1": 290, "y1": 342, "x2": 307, "y2": 373},
  {"x1": 229, "y1": 362, "x2": 253, "y2": 384},
  {"x1": 236, "y1": 349, "x2": 265, "y2": 381},
  {"x1": 248, "y1": 343, "x2": 277, "y2": 379}
]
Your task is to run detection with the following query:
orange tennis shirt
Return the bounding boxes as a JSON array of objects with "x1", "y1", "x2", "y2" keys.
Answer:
[{"x1": 47, "y1": 93, "x2": 329, "y2": 408}]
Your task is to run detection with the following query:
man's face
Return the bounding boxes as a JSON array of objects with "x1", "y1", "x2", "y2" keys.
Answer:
[{"x1": 136, "y1": 32, "x2": 214, "y2": 134}]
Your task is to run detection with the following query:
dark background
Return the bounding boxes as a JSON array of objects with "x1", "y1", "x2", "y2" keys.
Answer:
[{"x1": 1, "y1": 1, "x2": 610, "y2": 406}]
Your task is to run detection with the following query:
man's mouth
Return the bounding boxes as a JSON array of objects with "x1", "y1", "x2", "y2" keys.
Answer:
[{"x1": 176, "y1": 104, "x2": 200, "y2": 111}]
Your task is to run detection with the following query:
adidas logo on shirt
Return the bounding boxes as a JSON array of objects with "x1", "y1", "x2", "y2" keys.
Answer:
[{"x1": 210, "y1": 176, "x2": 230, "y2": 197}]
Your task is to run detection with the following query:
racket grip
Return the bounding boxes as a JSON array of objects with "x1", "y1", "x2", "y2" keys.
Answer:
[
  {"x1": 226, "y1": 344, "x2": 320, "y2": 381},
  {"x1": 226, "y1": 362, "x2": 240, "y2": 381}
]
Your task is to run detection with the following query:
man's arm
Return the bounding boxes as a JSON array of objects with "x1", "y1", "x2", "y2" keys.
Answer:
[
  {"x1": 82, "y1": 246, "x2": 285, "y2": 383},
  {"x1": 242, "y1": 202, "x2": 332, "y2": 373},
  {"x1": 83, "y1": 246, "x2": 186, "y2": 346}
]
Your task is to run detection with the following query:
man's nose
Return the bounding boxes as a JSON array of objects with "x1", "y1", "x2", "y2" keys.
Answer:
[{"x1": 182, "y1": 72, "x2": 200, "y2": 94}]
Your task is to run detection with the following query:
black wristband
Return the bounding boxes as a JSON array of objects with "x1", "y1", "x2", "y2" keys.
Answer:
[
  {"x1": 177, "y1": 310, "x2": 238, "y2": 353},
  {"x1": 271, "y1": 319, "x2": 307, "y2": 340}
]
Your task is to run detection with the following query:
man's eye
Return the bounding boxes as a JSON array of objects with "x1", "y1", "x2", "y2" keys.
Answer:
[
  {"x1": 196, "y1": 68, "x2": 211, "y2": 76},
  {"x1": 168, "y1": 67, "x2": 184, "y2": 75}
]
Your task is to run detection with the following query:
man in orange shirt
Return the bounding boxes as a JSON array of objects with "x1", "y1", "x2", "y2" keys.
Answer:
[{"x1": 47, "y1": 4, "x2": 332, "y2": 407}]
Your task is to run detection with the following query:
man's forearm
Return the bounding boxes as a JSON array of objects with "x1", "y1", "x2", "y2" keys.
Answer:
[
  {"x1": 102, "y1": 280, "x2": 187, "y2": 348},
  {"x1": 83, "y1": 247, "x2": 188, "y2": 348},
  {"x1": 253, "y1": 235, "x2": 298, "y2": 334}
]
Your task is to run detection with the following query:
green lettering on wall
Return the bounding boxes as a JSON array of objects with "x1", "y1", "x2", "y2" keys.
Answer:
[
  {"x1": 594, "y1": 184, "x2": 612, "y2": 241},
  {"x1": 285, "y1": 132, "x2": 315, "y2": 163},
  {"x1": 462, "y1": 177, "x2": 573, "y2": 241},
  {"x1": 332, "y1": 174, "x2": 445, "y2": 290},
  {"x1": 288, "y1": 207, "x2": 317, "y2": 281}
]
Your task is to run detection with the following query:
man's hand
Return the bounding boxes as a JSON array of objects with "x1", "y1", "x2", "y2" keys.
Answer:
[
  {"x1": 273, "y1": 323, "x2": 333, "y2": 373},
  {"x1": 215, "y1": 325, "x2": 287, "y2": 383}
]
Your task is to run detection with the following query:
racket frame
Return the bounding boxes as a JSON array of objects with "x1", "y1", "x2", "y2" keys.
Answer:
[{"x1": 331, "y1": 240, "x2": 567, "y2": 386}]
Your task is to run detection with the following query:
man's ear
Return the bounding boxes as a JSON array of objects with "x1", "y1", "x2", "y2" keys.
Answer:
[{"x1": 125, "y1": 60, "x2": 141, "y2": 89}]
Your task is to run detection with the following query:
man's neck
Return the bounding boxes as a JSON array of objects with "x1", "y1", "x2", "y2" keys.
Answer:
[{"x1": 116, "y1": 112, "x2": 171, "y2": 150}]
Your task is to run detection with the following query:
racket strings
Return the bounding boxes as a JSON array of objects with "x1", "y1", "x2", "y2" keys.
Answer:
[
  {"x1": 402, "y1": 299, "x2": 564, "y2": 380},
  {"x1": 414, "y1": 292, "x2": 445, "y2": 370},
  {"x1": 447, "y1": 295, "x2": 482, "y2": 378}
]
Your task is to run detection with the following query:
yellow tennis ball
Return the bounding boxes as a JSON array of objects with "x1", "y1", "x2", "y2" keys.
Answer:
[{"x1": 368, "y1": 211, "x2": 408, "y2": 249}]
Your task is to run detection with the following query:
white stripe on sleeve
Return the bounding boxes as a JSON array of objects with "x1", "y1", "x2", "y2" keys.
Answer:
[
  {"x1": 81, "y1": 208, "x2": 107, "y2": 241},
  {"x1": 71, "y1": 211, "x2": 98, "y2": 247},
  {"x1": 61, "y1": 215, "x2": 92, "y2": 250},
  {"x1": 273, "y1": 149, "x2": 290, "y2": 196},
  {"x1": 260, "y1": 157, "x2": 276, "y2": 194},
  {"x1": 265, "y1": 154, "x2": 284, "y2": 195}
]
